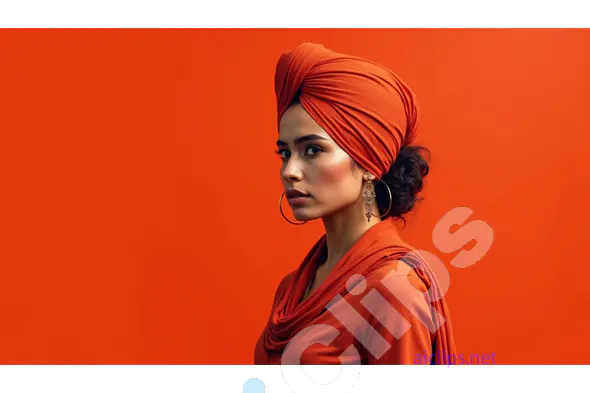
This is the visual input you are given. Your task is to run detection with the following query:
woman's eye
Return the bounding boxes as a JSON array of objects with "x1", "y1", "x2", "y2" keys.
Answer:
[
  {"x1": 305, "y1": 145, "x2": 322, "y2": 156},
  {"x1": 275, "y1": 149, "x2": 290, "y2": 160}
]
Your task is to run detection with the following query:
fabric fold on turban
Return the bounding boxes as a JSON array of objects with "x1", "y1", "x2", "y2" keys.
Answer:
[{"x1": 275, "y1": 42, "x2": 420, "y2": 178}]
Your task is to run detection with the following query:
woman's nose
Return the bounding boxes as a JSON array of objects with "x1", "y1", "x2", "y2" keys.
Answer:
[{"x1": 282, "y1": 156, "x2": 303, "y2": 182}]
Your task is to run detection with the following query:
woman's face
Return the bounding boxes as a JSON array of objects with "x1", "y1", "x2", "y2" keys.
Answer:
[{"x1": 276, "y1": 102, "x2": 365, "y2": 222}]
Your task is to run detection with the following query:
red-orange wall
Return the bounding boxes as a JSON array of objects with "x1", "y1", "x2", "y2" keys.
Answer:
[{"x1": 0, "y1": 29, "x2": 589, "y2": 364}]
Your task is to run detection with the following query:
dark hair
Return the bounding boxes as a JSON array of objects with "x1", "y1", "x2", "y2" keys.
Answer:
[{"x1": 375, "y1": 145, "x2": 431, "y2": 228}]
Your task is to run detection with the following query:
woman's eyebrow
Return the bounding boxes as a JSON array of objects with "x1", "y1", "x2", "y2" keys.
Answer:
[{"x1": 276, "y1": 134, "x2": 329, "y2": 146}]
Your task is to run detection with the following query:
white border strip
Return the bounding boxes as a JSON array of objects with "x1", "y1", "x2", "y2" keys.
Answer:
[
  {"x1": 0, "y1": 0, "x2": 589, "y2": 27},
  {"x1": 0, "y1": 365, "x2": 588, "y2": 393}
]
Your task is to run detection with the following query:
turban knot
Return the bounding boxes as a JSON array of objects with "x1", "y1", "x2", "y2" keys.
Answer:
[{"x1": 275, "y1": 42, "x2": 419, "y2": 178}]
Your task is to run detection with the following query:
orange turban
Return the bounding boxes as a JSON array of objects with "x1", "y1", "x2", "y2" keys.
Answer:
[{"x1": 275, "y1": 42, "x2": 420, "y2": 178}]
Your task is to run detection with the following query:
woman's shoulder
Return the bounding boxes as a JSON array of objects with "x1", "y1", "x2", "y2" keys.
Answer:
[
  {"x1": 369, "y1": 234, "x2": 429, "y2": 290},
  {"x1": 365, "y1": 258, "x2": 428, "y2": 293},
  {"x1": 357, "y1": 258, "x2": 433, "y2": 333}
]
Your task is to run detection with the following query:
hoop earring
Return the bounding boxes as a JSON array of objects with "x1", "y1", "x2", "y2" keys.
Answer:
[
  {"x1": 279, "y1": 191, "x2": 308, "y2": 225},
  {"x1": 362, "y1": 178, "x2": 393, "y2": 222}
]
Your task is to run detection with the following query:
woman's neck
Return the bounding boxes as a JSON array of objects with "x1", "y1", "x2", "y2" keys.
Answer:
[{"x1": 321, "y1": 198, "x2": 382, "y2": 268}]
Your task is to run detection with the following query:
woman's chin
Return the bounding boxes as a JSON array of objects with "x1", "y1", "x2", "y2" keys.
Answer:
[{"x1": 291, "y1": 207, "x2": 317, "y2": 222}]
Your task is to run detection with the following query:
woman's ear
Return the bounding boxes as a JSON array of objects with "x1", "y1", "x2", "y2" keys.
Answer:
[{"x1": 363, "y1": 172, "x2": 376, "y2": 182}]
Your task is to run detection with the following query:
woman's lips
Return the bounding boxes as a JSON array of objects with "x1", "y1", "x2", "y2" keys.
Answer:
[{"x1": 287, "y1": 195, "x2": 311, "y2": 205}]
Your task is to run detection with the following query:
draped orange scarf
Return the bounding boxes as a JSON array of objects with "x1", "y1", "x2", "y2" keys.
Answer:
[{"x1": 259, "y1": 217, "x2": 457, "y2": 365}]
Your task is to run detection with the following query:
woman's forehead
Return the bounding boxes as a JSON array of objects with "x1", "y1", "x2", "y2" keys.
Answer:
[{"x1": 278, "y1": 103, "x2": 332, "y2": 141}]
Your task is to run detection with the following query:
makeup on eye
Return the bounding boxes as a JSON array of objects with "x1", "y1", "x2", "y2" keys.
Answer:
[
  {"x1": 303, "y1": 145, "x2": 323, "y2": 156},
  {"x1": 274, "y1": 148, "x2": 289, "y2": 160},
  {"x1": 274, "y1": 144, "x2": 324, "y2": 160}
]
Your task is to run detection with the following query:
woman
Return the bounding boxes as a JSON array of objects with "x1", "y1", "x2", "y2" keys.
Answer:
[{"x1": 254, "y1": 43, "x2": 456, "y2": 365}]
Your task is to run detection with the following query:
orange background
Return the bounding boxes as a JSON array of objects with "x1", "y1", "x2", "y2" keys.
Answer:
[{"x1": 0, "y1": 29, "x2": 589, "y2": 364}]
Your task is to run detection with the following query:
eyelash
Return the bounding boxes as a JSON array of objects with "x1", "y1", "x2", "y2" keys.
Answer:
[{"x1": 274, "y1": 145, "x2": 323, "y2": 159}]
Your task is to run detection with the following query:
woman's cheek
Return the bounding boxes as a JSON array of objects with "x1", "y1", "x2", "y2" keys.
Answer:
[
  {"x1": 311, "y1": 154, "x2": 356, "y2": 200},
  {"x1": 318, "y1": 156, "x2": 352, "y2": 183}
]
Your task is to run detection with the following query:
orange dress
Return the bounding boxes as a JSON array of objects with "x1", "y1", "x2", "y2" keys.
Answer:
[{"x1": 254, "y1": 217, "x2": 456, "y2": 365}]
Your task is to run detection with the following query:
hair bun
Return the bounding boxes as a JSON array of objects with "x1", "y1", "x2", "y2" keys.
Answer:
[{"x1": 375, "y1": 145, "x2": 430, "y2": 227}]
